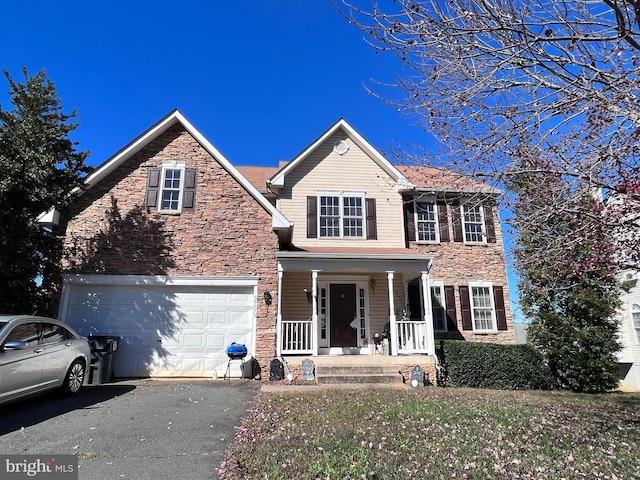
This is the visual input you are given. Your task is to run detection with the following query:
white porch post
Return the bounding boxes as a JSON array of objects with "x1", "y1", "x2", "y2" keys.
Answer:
[
  {"x1": 421, "y1": 270, "x2": 435, "y2": 355},
  {"x1": 311, "y1": 270, "x2": 319, "y2": 356},
  {"x1": 387, "y1": 271, "x2": 399, "y2": 356},
  {"x1": 276, "y1": 263, "x2": 284, "y2": 357}
]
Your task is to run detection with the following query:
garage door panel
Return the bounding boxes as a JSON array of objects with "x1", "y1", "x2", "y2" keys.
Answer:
[{"x1": 63, "y1": 282, "x2": 255, "y2": 377}]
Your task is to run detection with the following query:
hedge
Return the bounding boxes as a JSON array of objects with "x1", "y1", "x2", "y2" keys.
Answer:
[{"x1": 436, "y1": 340, "x2": 554, "y2": 390}]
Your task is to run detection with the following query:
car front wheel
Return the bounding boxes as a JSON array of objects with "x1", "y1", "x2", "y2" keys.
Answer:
[{"x1": 63, "y1": 360, "x2": 85, "y2": 395}]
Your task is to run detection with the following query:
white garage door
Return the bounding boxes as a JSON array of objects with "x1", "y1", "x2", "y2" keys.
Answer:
[{"x1": 61, "y1": 280, "x2": 256, "y2": 378}]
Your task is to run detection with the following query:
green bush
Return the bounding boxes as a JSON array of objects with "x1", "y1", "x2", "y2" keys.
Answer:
[{"x1": 436, "y1": 340, "x2": 554, "y2": 390}]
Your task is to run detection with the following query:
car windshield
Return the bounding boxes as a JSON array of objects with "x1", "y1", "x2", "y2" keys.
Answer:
[{"x1": 0, "y1": 320, "x2": 8, "y2": 334}]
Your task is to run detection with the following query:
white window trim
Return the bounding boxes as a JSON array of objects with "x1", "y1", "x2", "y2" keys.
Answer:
[
  {"x1": 468, "y1": 280, "x2": 497, "y2": 332},
  {"x1": 632, "y1": 303, "x2": 640, "y2": 345},
  {"x1": 461, "y1": 202, "x2": 486, "y2": 244},
  {"x1": 415, "y1": 199, "x2": 440, "y2": 244},
  {"x1": 317, "y1": 191, "x2": 366, "y2": 239},
  {"x1": 159, "y1": 162, "x2": 186, "y2": 214},
  {"x1": 430, "y1": 280, "x2": 447, "y2": 332}
]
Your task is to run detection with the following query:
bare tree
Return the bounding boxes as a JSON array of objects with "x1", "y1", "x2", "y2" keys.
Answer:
[{"x1": 338, "y1": 0, "x2": 640, "y2": 271}]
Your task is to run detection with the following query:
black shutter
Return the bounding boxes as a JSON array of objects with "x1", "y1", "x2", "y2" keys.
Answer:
[
  {"x1": 444, "y1": 285, "x2": 457, "y2": 331},
  {"x1": 493, "y1": 286, "x2": 508, "y2": 330},
  {"x1": 307, "y1": 196, "x2": 317, "y2": 238},
  {"x1": 182, "y1": 169, "x2": 197, "y2": 211},
  {"x1": 452, "y1": 201, "x2": 463, "y2": 242},
  {"x1": 366, "y1": 198, "x2": 377, "y2": 240},
  {"x1": 484, "y1": 204, "x2": 496, "y2": 243},
  {"x1": 459, "y1": 285, "x2": 473, "y2": 330},
  {"x1": 437, "y1": 201, "x2": 450, "y2": 242},
  {"x1": 404, "y1": 198, "x2": 416, "y2": 242},
  {"x1": 146, "y1": 168, "x2": 161, "y2": 210}
]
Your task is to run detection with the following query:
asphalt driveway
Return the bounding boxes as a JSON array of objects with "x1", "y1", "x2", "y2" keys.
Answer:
[{"x1": 0, "y1": 379, "x2": 261, "y2": 480}]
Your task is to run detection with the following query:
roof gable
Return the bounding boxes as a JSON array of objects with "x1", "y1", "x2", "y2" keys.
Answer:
[
  {"x1": 80, "y1": 110, "x2": 291, "y2": 229},
  {"x1": 268, "y1": 118, "x2": 408, "y2": 190}
]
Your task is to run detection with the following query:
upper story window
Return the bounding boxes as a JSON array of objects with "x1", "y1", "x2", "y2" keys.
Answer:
[
  {"x1": 462, "y1": 203, "x2": 485, "y2": 243},
  {"x1": 450, "y1": 200, "x2": 496, "y2": 244},
  {"x1": 161, "y1": 166, "x2": 185, "y2": 213},
  {"x1": 632, "y1": 303, "x2": 640, "y2": 344},
  {"x1": 145, "y1": 164, "x2": 197, "y2": 214},
  {"x1": 308, "y1": 193, "x2": 376, "y2": 240},
  {"x1": 416, "y1": 201, "x2": 439, "y2": 243}
]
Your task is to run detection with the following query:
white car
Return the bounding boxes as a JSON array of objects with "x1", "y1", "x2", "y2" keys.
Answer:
[{"x1": 0, "y1": 315, "x2": 91, "y2": 406}]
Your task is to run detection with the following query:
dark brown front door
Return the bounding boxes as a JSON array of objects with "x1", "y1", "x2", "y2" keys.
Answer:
[{"x1": 330, "y1": 284, "x2": 357, "y2": 347}]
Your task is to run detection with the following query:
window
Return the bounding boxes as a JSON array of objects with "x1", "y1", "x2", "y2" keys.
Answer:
[
  {"x1": 319, "y1": 196, "x2": 341, "y2": 237},
  {"x1": 462, "y1": 203, "x2": 485, "y2": 243},
  {"x1": 431, "y1": 285, "x2": 447, "y2": 332},
  {"x1": 416, "y1": 201, "x2": 438, "y2": 242},
  {"x1": 319, "y1": 194, "x2": 364, "y2": 238},
  {"x1": 41, "y1": 323, "x2": 68, "y2": 344},
  {"x1": 470, "y1": 283, "x2": 496, "y2": 331},
  {"x1": 5, "y1": 323, "x2": 40, "y2": 347},
  {"x1": 146, "y1": 165, "x2": 197, "y2": 214},
  {"x1": 160, "y1": 165, "x2": 185, "y2": 213},
  {"x1": 632, "y1": 304, "x2": 640, "y2": 344}
]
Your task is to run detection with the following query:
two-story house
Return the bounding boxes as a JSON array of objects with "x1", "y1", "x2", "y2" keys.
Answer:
[
  {"x1": 50, "y1": 110, "x2": 514, "y2": 379},
  {"x1": 618, "y1": 271, "x2": 640, "y2": 390}
]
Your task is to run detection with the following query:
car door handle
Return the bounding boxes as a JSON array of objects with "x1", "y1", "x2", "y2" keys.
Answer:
[
  {"x1": 65, "y1": 342, "x2": 73, "y2": 347},
  {"x1": 34, "y1": 348, "x2": 44, "y2": 353}
]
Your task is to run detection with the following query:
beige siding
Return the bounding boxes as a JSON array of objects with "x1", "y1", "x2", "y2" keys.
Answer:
[
  {"x1": 618, "y1": 276, "x2": 640, "y2": 390},
  {"x1": 277, "y1": 131, "x2": 405, "y2": 248},
  {"x1": 281, "y1": 272, "x2": 314, "y2": 321}
]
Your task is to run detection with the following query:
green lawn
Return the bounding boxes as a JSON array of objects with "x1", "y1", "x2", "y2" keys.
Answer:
[{"x1": 218, "y1": 386, "x2": 640, "y2": 479}]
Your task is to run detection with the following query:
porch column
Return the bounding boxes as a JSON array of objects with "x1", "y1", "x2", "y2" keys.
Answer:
[
  {"x1": 276, "y1": 263, "x2": 284, "y2": 357},
  {"x1": 421, "y1": 270, "x2": 435, "y2": 355},
  {"x1": 311, "y1": 270, "x2": 319, "y2": 356},
  {"x1": 387, "y1": 271, "x2": 399, "y2": 356}
]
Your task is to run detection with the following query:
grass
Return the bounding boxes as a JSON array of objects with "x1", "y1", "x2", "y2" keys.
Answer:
[{"x1": 218, "y1": 386, "x2": 640, "y2": 479}]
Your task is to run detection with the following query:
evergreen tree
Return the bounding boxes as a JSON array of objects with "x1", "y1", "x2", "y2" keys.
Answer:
[
  {"x1": 510, "y1": 163, "x2": 622, "y2": 393},
  {"x1": 0, "y1": 67, "x2": 90, "y2": 313}
]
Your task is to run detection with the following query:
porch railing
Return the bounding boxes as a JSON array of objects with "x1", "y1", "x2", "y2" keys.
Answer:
[
  {"x1": 396, "y1": 320, "x2": 429, "y2": 354},
  {"x1": 281, "y1": 319, "x2": 313, "y2": 354}
]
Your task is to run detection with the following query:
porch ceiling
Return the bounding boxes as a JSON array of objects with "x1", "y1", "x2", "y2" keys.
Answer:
[{"x1": 277, "y1": 247, "x2": 433, "y2": 275}]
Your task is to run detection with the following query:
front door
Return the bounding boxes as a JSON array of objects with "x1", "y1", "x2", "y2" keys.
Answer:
[{"x1": 330, "y1": 284, "x2": 357, "y2": 347}]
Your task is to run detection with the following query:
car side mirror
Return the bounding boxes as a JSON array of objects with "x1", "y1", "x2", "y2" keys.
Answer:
[{"x1": 3, "y1": 341, "x2": 27, "y2": 350}]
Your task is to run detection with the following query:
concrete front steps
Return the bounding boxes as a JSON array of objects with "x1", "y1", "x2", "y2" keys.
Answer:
[
  {"x1": 284, "y1": 354, "x2": 435, "y2": 385},
  {"x1": 316, "y1": 364, "x2": 403, "y2": 384}
]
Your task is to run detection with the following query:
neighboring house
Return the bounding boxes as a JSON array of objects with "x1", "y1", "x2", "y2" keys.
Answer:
[
  {"x1": 46, "y1": 110, "x2": 514, "y2": 378},
  {"x1": 618, "y1": 270, "x2": 640, "y2": 390}
]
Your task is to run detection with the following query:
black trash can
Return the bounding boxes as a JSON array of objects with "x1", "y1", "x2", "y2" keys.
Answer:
[{"x1": 87, "y1": 335, "x2": 121, "y2": 384}]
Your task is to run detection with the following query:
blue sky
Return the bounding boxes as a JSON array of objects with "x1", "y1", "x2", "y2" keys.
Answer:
[
  {"x1": 1, "y1": 0, "x2": 523, "y2": 321},
  {"x1": 1, "y1": 0, "x2": 424, "y2": 167}
]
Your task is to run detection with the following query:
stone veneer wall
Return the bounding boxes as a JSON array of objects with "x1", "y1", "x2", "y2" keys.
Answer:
[
  {"x1": 58, "y1": 124, "x2": 280, "y2": 368},
  {"x1": 408, "y1": 202, "x2": 515, "y2": 344}
]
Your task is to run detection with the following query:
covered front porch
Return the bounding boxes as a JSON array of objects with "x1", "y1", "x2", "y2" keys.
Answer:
[{"x1": 275, "y1": 249, "x2": 435, "y2": 358}]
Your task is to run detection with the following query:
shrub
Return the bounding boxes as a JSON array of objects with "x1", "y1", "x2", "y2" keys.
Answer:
[{"x1": 436, "y1": 340, "x2": 554, "y2": 390}]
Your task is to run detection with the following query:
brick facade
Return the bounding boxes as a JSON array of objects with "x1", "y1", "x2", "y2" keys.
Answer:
[
  {"x1": 409, "y1": 204, "x2": 515, "y2": 344},
  {"x1": 59, "y1": 124, "x2": 280, "y2": 369}
]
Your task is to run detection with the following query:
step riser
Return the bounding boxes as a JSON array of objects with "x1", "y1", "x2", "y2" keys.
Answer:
[
  {"x1": 316, "y1": 375, "x2": 403, "y2": 384},
  {"x1": 319, "y1": 366, "x2": 399, "y2": 375}
]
